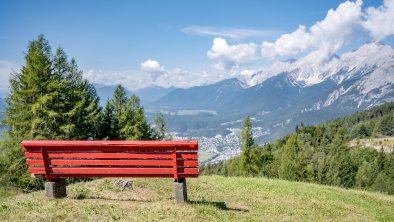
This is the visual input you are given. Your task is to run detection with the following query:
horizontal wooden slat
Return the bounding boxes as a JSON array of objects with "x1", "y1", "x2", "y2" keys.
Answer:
[
  {"x1": 25, "y1": 152, "x2": 173, "y2": 159},
  {"x1": 23, "y1": 146, "x2": 197, "y2": 152},
  {"x1": 32, "y1": 172, "x2": 198, "y2": 178},
  {"x1": 28, "y1": 167, "x2": 198, "y2": 174},
  {"x1": 21, "y1": 140, "x2": 198, "y2": 151},
  {"x1": 177, "y1": 152, "x2": 198, "y2": 159},
  {"x1": 25, "y1": 151, "x2": 198, "y2": 159},
  {"x1": 26, "y1": 159, "x2": 198, "y2": 167}
]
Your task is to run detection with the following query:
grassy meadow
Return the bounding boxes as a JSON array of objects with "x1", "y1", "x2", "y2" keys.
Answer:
[{"x1": 0, "y1": 176, "x2": 393, "y2": 221}]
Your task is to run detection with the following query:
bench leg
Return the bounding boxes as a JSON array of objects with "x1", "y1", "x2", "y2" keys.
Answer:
[
  {"x1": 173, "y1": 178, "x2": 187, "y2": 204},
  {"x1": 45, "y1": 178, "x2": 67, "y2": 199}
]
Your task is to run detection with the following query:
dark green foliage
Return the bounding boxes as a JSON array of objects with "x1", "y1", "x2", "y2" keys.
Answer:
[
  {"x1": 100, "y1": 85, "x2": 152, "y2": 140},
  {"x1": 240, "y1": 116, "x2": 255, "y2": 176},
  {"x1": 151, "y1": 112, "x2": 171, "y2": 140},
  {"x1": 0, "y1": 35, "x2": 101, "y2": 190},
  {"x1": 279, "y1": 134, "x2": 307, "y2": 181},
  {"x1": 0, "y1": 36, "x2": 169, "y2": 191},
  {"x1": 201, "y1": 102, "x2": 394, "y2": 194}
]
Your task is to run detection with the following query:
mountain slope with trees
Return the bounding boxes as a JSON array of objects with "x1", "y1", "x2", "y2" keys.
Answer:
[{"x1": 201, "y1": 102, "x2": 394, "y2": 194}]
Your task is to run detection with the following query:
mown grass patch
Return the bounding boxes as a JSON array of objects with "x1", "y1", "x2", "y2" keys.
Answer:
[{"x1": 0, "y1": 176, "x2": 393, "y2": 221}]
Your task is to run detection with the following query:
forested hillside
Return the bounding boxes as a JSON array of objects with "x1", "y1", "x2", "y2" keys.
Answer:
[
  {"x1": 201, "y1": 102, "x2": 394, "y2": 194},
  {"x1": 0, "y1": 35, "x2": 167, "y2": 191}
]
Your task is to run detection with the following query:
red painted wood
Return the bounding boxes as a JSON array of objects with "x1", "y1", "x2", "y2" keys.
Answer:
[
  {"x1": 21, "y1": 140, "x2": 198, "y2": 151},
  {"x1": 26, "y1": 159, "x2": 198, "y2": 167},
  {"x1": 28, "y1": 167, "x2": 198, "y2": 174},
  {"x1": 32, "y1": 172, "x2": 199, "y2": 178},
  {"x1": 41, "y1": 148, "x2": 52, "y2": 180},
  {"x1": 172, "y1": 149, "x2": 178, "y2": 179},
  {"x1": 22, "y1": 140, "x2": 199, "y2": 179},
  {"x1": 25, "y1": 151, "x2": 198, "y2": 159},
  {"x1": 23, "y1": 146, "x2": 197, "y2": 152},
  {"x1": 177, "y1": 152, "x2": 198, "y2": 159}
]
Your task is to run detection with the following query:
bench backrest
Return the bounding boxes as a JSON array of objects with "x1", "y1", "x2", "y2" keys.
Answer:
[{"x1": 21, "y1": 140, "x2": 198, "y2": 180}]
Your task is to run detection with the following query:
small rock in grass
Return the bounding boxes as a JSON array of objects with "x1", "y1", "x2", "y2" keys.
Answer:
[{"x1": 114, "y1": 179, "x2": 134, "y2": 190}]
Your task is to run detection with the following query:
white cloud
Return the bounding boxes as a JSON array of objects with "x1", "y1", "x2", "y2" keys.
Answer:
[
  {"x1": 261, "y1": 0, "x2": 363, "y2": 60},
  {"x1": 182, "y1": 26, "x2": 278, "y2": 40},
  {"x1": 83, "y1": 69, "x2": 152, "y2": 90},
  {"x1": 207, "y1": 37, "x2": 258, "y2": 71},
  {"x1": 85, "y1": 62, "x2": 218, "y2": 91},
  {"x1": 140, "y1": 59, "x2": 164, "y2": 73},
  {"x1": 363, "y1": 0, "x2": 394, "y2": 41},
  {"x1": 140, "y1": 59, "x2": 166, "y2": 81}
]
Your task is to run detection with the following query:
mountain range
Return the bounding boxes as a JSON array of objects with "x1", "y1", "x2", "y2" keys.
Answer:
[
  {"x1": 94, "y1": 84, "x2": 175, "y2": 106},
  {"x1": 1, "y1": 43, "x2": 392, "y2": 145},
  {"x1": 146, "y1": 42, "x2": 394, "y2": 141}
]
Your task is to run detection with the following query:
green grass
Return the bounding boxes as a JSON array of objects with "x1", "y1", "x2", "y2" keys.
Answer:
[{"x1": 0, "y1": 176, "x2": 393, "y2": 221}]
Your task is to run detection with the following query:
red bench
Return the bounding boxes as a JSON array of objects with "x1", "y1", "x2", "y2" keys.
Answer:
[{"x1": 21, "y1": 140, "x2": 198, "y2": 203}]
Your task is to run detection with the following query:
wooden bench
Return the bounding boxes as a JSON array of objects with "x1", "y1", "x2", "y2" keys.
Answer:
[{"x1": 21, "y1": 140, "x2": 198, "y2": 203}]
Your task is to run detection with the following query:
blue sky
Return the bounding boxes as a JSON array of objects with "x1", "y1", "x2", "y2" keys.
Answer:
[{"x1": 0, "y1": 0, "x2": 393, "y2": 93}]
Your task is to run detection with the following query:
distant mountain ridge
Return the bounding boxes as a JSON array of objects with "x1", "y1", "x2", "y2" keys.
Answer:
[
  {"x1": 146, "y1": 42, "x2": 394, "y2": 141},
  {"x1": 94, "y1": 84, "x2": 176, "y2": 106},
  {"x1": 152, "y1": 78, "x2": 244, "y2": 110}
]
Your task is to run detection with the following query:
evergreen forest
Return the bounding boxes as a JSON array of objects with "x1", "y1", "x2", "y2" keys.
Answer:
[{"x1": 201, "y1": 102, "x2": 394, "y2": 194}]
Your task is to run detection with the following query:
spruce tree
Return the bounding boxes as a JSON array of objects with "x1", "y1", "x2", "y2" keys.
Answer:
[
  {"x1": 327, "y1": 128, "x2": 356, "y2": 187},
  {"x1": 152, "y1": 112, "x2": 170, "y2": 140},
  {"x1": 103, "y1": 85, "x2": 152, "y2": 140},
  {"x1": 0, "y1": 35, "x2": 102, "y2": 189},
  {"x1": 240, "y1": 116, "x2": 254, "y2": 176},
  {"x1": 279, "y1": 134, "x2": 307, "y2": 181}
]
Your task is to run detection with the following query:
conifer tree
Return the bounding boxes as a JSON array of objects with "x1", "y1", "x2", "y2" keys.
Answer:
[
  {"x1": 327, "y1": 128, "x2": 356, "y2": 187},
  {"x1": 240, "y1": 116, "x2": 254, "y2": 176},
  {"x1": 279, "y1": 134, "x2": 307, "y2": 181},
  {"x1": 152, "y1": 112, "x2": 170, "y2": 140},
  {"x1": 103, "y1": 85, "x2": 152, "y2": 140},
  {"x1": 0, "y1": 35, "x2": 102, "y2": 189}
]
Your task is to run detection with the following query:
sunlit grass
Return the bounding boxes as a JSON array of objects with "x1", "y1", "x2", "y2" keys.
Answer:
[{"x1": 0, "y1": 176, "x2": 393, "y2": 221}]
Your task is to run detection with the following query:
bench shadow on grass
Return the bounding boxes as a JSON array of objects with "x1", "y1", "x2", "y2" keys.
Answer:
[{"x1": 188, "y1": 200, "x2": 249, "y2": 212}]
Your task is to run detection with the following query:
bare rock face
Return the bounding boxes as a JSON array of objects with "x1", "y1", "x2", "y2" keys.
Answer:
[{"x1": 114, "y1": 179, "x2": 134, "y2": 190}]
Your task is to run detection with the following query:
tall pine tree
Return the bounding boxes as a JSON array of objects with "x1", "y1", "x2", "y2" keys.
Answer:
[
  {"x1": 101, "y1": 85, "x2": 151, "y2": 140},
  {"x1": 240, "y1": 116, "x2": 254, "y2": 176},
  {"x1": 0, "y1": 35, "x2": 102, "y2": 190}
]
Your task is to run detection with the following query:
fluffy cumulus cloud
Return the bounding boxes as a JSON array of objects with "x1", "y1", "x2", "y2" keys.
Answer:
[
  {"x1": 83, "y1": 69, "x2": 152, "y2": 90},
  {"x1": 260, "y1": 0, "x2": 394, "y2": 60},
  {"x1": 140, "y1": 59, "x2": 165, "y2": 81},
  {"x1": 363, "y1": 0, "x2": 394, "y2": 41},
  {"x1": 261, "y1": 0, "x2": 363, "y2": 59},
  {"x1": 140, "y1": 59, "x2": 164, "y2": 73},
  {"x1": 207, "y1": 37, "x2": 258, "y2": 71}
]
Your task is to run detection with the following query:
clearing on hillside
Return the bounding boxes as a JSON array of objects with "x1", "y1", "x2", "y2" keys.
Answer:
[{"x1": 0, "y1": 176, "x2": 393, "y2": 221}]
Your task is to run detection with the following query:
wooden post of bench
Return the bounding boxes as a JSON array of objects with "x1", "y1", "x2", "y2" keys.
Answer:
[
  {"x1": 172, "y1": 147, "x2": 187, "y2": 203},
  {"x1": 173, "y1": 178, "x2": 187, "y2": 204},
  {"x1": 45, "y1": 179, "x2": 67, "y2": 199},
  {"x1": 42, "y1": 147, "x2": 67, "y2": 198}
]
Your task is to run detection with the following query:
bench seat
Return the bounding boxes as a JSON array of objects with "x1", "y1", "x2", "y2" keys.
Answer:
[{"x1": 21, "y1": 140, "x2": 199, "y2": 203}]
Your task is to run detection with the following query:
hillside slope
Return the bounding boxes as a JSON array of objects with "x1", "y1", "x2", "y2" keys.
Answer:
[{"x1": 1, "y1": 176, "x2": 393, "y2": 221}]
